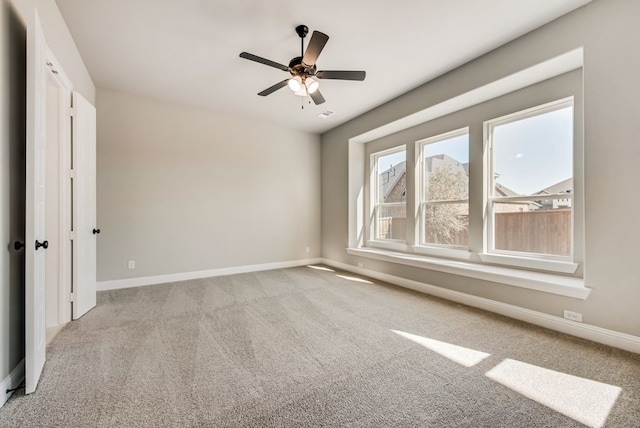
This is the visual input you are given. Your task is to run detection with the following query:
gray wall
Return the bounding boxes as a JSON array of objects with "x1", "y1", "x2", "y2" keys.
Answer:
[
  {"x1": 321, "y1": 0, "x2": 640, "y2": 337},
  {"x1": 97, "y1": 89, "x2": 321, "y2": 282},
  {"x1": 1, "y1": 0, "x2": 94, "y2": 390}
]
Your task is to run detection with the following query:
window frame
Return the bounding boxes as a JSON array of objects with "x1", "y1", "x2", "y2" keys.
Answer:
[
  {"x1": 369, "y1": 145, "x2": 408, "y2": 247},
  {"x1": 484, "y1": 97, "x2": 575, "y2": 263},
  {"x1": 353, "y1": 68, "x2": 585, "y2": 294},
  {"x1": 416, "y1": 127, "x2": 470, "y2": 251}
]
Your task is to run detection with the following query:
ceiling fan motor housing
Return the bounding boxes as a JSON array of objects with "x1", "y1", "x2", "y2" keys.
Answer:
[{"x1": 288, "y1": 57, "x2": 316, "y2": 79}]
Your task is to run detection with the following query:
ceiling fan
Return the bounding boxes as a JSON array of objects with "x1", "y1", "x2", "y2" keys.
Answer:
[{"x1": 239, "y1": 25, "x2": 366, "y2": 106}]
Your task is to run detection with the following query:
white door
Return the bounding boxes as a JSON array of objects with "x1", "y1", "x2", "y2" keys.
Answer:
[
  {"x1": 25, "y1": 10, "x2": 48, "y2": 394},
  {"x1": 72, "y1": 92, "x2": 97, "y2": 319}
]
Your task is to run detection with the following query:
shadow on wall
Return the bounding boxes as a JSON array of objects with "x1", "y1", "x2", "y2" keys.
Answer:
[{"x1": 3, "y1": 0, "x2": 27, "y2": 369}]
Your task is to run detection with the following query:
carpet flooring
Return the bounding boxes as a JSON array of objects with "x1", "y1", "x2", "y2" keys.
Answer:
[{"x1": 1, "y1": 265, "x2": 639, "y2": 427}]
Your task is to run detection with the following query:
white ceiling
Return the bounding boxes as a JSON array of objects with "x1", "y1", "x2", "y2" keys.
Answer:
[{"x1": 55, "y1": 0, "x2": 592, "y2": 134}]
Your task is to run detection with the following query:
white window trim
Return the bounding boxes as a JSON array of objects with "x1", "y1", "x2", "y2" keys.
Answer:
[
  {"x1": 367, "y1": 239, "x2": 408, "y2": 252},
  {"x1": 347, "y1": 247, "x2": 589, "y2": 300},
  {"x1": 484, "y1": 97, "x2": 576, "y2": 266},
  {"x1": 370, "y1": 145, "x2": 407, "y2": 245},
  {"x1": 350, "y1": 54, "x2": 585, "y2": 298},
  {"x1": 411, "y1": 245, "x2": 473, "y2": 260},
  {"x1": 479, "y1": 253, "x2": 578, "y2": 274},
  {"x1": 416, "y1": 128, "x2": 470, "y2": 250}
]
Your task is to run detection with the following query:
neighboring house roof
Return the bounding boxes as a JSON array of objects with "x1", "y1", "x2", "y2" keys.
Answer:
[
  {"x1": 535, "y1": 177, "x2": 573, "y2": 195},
  {"x1": 494, "y1": 182, "x2": 520, "y2": 197},
  {"x1": 423, "y1": 154, "x2": 467, "y2": 175},
  {"x1": 380, "y1": 161, "x2": 406, "y2": 201},
  {"x1": 378, "y1": 155, "x2": 570, "y2": 209},
  {"x1": 534, "y1": 177, "x2": 573, "y2": 210}
]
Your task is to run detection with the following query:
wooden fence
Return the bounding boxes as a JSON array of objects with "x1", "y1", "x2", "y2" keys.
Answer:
[
  {"x1": 494, "y1": 209, "x2": 571, "y2": 256},
  {"x1": 378, "y1": 217, "x2": 406, "y2": 240},
  {"x1": 378, "y1": 209, "x2": 571, "y2": 256}
]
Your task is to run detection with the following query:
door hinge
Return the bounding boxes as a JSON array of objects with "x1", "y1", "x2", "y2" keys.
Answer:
[
  {"x1": 69, "y1": 169, "x2": 75, "y2": 178},
  {"x1": 69, "y1": 107, "x2": 75, "y2": 117},
  {"x1": 70, "y1": 231, "x2": 76, "y2": 240},
  {"x1": 69, "y1": 292, "x2": 76, "y2": 303}
]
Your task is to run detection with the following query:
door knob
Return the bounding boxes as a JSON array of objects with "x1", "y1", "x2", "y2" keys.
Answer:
[
  {"x1": 93, "y1": 228, "x2": 101, "y2": 235},
  {"x1": 35, "y1": 240, "x2": 49, "y2": 250},
  {"x1": 13, "y1": 241, "x2": 25, "y2": 251}
]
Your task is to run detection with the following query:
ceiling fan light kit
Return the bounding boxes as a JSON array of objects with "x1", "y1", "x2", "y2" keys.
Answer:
[
  {"x1": 305, "y1": 77, "x2": 319, "y2": 94},
  {"x1": 239, "y1": 24, "x2": 366, "y2": 106},
  {"x1": 288, "y1": 76, "x2": 300, "y2": 91}
]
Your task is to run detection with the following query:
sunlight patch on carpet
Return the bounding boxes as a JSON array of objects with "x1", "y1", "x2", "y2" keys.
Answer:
[
  {"x1": 392, "y1": 330, "x2": 491, "y2": 367},
  {"x1": 486, "y1": 358, "x2": 621, "y2": 428},
  {"x1": 307, "y1": 265, "x2": 335, "y2": 272},
  {"x1": 336, "y1": 275, "x2": 373, "y2": 284}
]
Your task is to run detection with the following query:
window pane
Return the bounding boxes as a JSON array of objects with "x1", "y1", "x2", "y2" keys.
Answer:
[
  {"x1": 423, "y1": 134, "x2": 469, "y2": 202},
  {"x1": 493, "y1": 106, "x2": 573, "y2": 197},
  {"x1": 423, "y1": 203, "x2": 468, "y2": 246},
  {"x1": 377, "y1": 150, "x2": 406, "y2": 203},
  {"x1": 376, "y1": 204, "x2": 406, "y2": 240},
  {"x1": 493, "y1": 202, "x2": 571, "y2": 256}
]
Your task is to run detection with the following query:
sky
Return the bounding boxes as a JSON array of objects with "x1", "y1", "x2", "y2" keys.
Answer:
[
  {"x1": 493, "y1": 106, "x2": 572, "y2": 195},
  {"x1": 423, "y1": 134, "x2": 469, "y2": 164},
  {"x1": 376, "y1": 105, "x2": 572, "y2": 196},
  {"x1": 378, "y1": 150, "x2": 406, "y2": 172},
  {"x1": 377, "y1": 134, "x2": 469, "y2": 170}
]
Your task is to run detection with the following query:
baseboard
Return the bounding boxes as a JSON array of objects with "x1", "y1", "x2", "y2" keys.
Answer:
[
  {"x1": 321, "y1": 258, "x2": 640, "y2": 354},
  {"x1": 46, "y1": 323, "x2": 67, "y2": 345},
  {"x1": 1, "y1": 359, "x2": 25, "y2": 409},
  {"x1": 98, "y1": 258, "x2": 323, "y2": 291}
]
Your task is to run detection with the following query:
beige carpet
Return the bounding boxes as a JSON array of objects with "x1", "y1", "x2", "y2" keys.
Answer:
[{"x1": 1, "y1": 265, "x2": 639, "y2": 427}]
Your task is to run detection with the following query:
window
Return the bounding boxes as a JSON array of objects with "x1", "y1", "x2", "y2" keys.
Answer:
[
  {"x1": 371, "y1": 146, "x2": 406, "y2": 242},
  {"x1": 485, "y1": 98, "x2": 574, "y2": 260},
  {"x1": 351, "y1": 71, "x2": 584, "y2": 295},
  {"x1": 417, "y1": 129, "x2": 469, "y2": 248}
]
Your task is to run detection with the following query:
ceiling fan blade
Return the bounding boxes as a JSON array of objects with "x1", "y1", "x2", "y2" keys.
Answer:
[
  {"x1": 258, "y1": 80, "x2": 290, "y2": 96},
  {"x1": 240, "y1": 52, "x2": 289, "y2": 72},
  {"x1": 316, "y1": 70, "x2": 366, "y2": 81},
  {"x1": 302, "y1": 31, "x2": 329, "y2": 66},
  {"x1": 310, "y1": 90, "x2": 326, "y2": 105}
]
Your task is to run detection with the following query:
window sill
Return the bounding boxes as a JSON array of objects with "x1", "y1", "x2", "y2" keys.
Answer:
[
  {"x1": 367, "y1": 240, "x2": 409, "y2": 252},
  {"x1": 479, "y1": 253, "x2": 578, "y2": 274},
  {"x1": 346, "y1": 247, "x2": 589, "y2": 300},
  {"x1": 411, "y1": 245, "x2": 473, "y2": 260},
  {"x1": 369, "y1": 242, "x2": 474, "y2": 261}
]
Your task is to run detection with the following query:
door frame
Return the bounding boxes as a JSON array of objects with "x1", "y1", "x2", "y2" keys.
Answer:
[{"x1": 44, "y1": 48, "x2": 73, "y2": 326}]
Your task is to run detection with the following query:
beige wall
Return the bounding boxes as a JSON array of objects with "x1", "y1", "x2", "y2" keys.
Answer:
[
  {"x1": 321, "y1": 0, "x2": 640, "y2": 337},
  {"x1": 96, "y1": 89, "x2": 321, "y2": 282},
  {"x1": 1, "y1": 0, "x2": 94, "y2": 393}
]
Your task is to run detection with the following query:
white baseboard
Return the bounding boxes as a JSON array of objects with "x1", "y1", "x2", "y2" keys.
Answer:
[
  {"x1": 98, "y1": 258, "x2": 323, "y2": 291},
  {"x1": 1, "y1": 359, "x2": 25, "y2": 409},
  {"x1": 321, "y1": 258, "x2": 640, "y2": 354},
  {"x1": 46, "y1": 323, "x2": 67, "y2": 345}
]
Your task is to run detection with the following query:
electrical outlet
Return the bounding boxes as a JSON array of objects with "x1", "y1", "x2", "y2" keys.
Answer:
[
  {"x1": 305, "y1": 247, "x2": 310, "y2": 253},
  {"x1": 563, "y1": 310, "x2": 582, "y2": 322},
  {"x1": 128, "y1": 260, "x2": 136, "y2": 269}
]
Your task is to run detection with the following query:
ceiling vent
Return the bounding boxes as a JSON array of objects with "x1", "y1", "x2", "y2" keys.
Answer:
[{"x1": 318, "y1": 110, "x2": 335, "y2": 119}]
